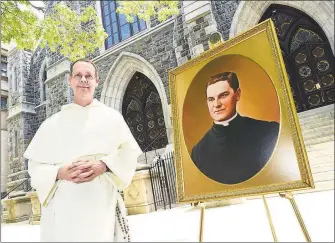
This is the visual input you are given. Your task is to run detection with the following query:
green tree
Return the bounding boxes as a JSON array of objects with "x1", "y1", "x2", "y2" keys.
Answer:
[
  {"x1": 1, "y1": 1, "x2": 179, "y2": 61},
  {"x1": 116, "y1": 1, "x2": 179, "y2": 23},
  {"x1": 1, "y1": 1, "x2": 107, "y2": 61}
]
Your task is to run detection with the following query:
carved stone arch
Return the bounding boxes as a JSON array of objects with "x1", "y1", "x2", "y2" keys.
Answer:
[
  {"x1": 229, "y1": 1, "x2": 334, "y2": 54},
  {"x1": 230, "y1": 2, "x2": 334, "y2": 112}
]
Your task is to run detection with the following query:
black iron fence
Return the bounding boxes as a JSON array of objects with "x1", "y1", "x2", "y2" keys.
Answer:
[{"x1": 149, "y1": 152, "x2": 178, "y2": 211}]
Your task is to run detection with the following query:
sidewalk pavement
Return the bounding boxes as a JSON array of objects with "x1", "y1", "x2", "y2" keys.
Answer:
[{"x1": 1, "y1": 190, "x2": 334, "y2": 242}]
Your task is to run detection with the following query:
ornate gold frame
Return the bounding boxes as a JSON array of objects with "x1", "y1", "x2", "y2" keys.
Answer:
[{"x1": 168, "y1": 19, "x2": 314, "y2": 203}]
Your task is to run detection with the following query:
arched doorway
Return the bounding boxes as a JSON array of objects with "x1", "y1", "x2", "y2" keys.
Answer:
[
  {"x1": 260, "y1": 4, "x2": 334, "y2": 112},
  {"x1": 122, "y1": 71, "x2": 169, "y2": 152}
]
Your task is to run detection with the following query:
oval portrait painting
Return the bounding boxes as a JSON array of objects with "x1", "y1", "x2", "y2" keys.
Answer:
[{"x1": 182, "y1": 54, "x2": 281, "y2": 185}]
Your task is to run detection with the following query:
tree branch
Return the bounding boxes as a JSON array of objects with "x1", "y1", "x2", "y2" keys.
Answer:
[{"x1": 27, "y1": 1, "x2": 45, "y2": 13}]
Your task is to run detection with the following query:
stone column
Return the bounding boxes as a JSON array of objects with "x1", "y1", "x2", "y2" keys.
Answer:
[
  {"x1": 26, "y1": 191, "x2": 41, "y2": 225},
  {"x1": 173, "y1": 1, "x2": 219, "y2": 66}
]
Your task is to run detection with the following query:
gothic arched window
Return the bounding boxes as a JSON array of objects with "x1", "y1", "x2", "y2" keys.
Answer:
[{"x1": 260, "y1": 5, "x2": 334, "y2": 112}]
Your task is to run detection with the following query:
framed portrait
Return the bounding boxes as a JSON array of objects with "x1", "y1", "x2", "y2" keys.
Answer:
[{"x1": 168, "y1": 19, "x2": 314, "y2": 203}]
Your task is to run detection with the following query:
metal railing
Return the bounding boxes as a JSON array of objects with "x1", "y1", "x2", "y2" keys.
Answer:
[
  {"x1": 149, "y1": 152, "x2": 177, "y2": 211},
  {"x1": 1, "y1": 177, "x2": 32, "y2": 200}
]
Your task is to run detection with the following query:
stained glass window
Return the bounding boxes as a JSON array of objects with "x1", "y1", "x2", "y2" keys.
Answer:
[
  {"x1": 0, "y1": 97, "x2": 7, "y2": 110},
  {"x1": 101, "y1": 1, "x2": 147, "y2": 49},
  {"x1": 260, "y1": 4, "x2": 334, "y2": 112},
  {"x1": 290, "y1": 28, "x2": 323, "y2": 52}
]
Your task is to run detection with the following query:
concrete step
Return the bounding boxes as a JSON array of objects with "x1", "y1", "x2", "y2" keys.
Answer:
[
  {"x1": 310, "y1": 162, "x2": 334, "y2": 174},
  {"x1": 301, "y1": 119, "x2": 334, "y2": 131},
  {"x1": 304, "y1": 134, "x2": 334, "y2": 146},
  {"x1": 299, "y1": 114, "x2": 334, "y2": 127},
  {"x1": 297, "y1": 104, "x2": 334, "y2": 119},
  {"x1": 309, "y1": 154, "x2": 334, "y2": 166},
  {"x1": 307, "y1": 145, "x2": 334, "y2": 159},
  {"x1": 305, "y1": 141, "x2": 334, "y2": 153},
  {"x1": 302, "y1": 124, "x2": 334, "y2": 141},
  {"x1": 313, "y1": 170, "x2": 334, "y2": 182}
]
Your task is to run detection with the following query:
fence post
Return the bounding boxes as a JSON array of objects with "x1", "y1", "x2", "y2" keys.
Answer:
[
  {"x1": 162, "y1": 159, "x2": 172, "y2": 209},
  {"x1": 149, "y1": 168, "x2": 157, "y2": 211},
  {"x1": 156, "y1": 157, "x2": 166, "y2": 210}
]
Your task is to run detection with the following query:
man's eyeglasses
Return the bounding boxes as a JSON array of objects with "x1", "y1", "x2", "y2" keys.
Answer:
[{"x1": 73, "y1": 73, "x2": 95, "y2": 81}]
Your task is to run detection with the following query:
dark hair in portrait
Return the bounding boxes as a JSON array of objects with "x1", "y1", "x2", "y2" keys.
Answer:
[
  {"x1": 207, "y1": 72, "x2": 239, "y2": 91},
  {"x1": 191, "y1": 71, "x2": 280, "y2": 184}
]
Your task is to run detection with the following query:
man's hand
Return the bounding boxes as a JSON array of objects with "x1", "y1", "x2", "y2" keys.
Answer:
[
  {"x1": 70, "y1": 160, "x2": 107, "y2": 183},
  {"x1": 57, "y1": 160, "x2": 92, "y2": 182}
]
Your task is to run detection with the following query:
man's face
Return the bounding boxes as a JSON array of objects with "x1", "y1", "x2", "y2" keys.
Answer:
[
  {"x1": 69, "y1": 61, "x2": 99, "y2": 99},
  {"x1": 206, "y1": 80, "x2": 241, "y2": 122}
]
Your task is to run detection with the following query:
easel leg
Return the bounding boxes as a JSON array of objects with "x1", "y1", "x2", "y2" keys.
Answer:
[
  {"x1": 262, "y1": 195, "x2": 278, "y2": 242},
  {"x1": 279, "y1": 192, "x2": 312, "y2": 242},
  {"x1": 199, "y1": 203, "x2": 205, "y2": 242}
]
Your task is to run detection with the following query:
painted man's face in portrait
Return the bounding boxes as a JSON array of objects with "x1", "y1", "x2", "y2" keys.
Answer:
[{"x1": 206, "y1": 80, "x2": 241, "y2": 122}]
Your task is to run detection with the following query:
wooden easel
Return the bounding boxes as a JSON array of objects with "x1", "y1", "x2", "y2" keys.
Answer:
[{"x1": 197, "y1": 192, "x2": 312, "y2": 242}]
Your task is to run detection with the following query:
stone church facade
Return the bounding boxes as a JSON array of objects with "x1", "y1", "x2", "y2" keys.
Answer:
[{"x1": 4, "y1": 1, "x2": 334, "y2": 218}]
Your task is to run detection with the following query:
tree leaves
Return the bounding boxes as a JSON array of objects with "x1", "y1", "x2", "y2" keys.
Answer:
[
  {"x1": 116, "y1": 1, "x2": 179, "y2": 23},
  {"x1": 1, "y1": 1, "x2": 179, "y2": 61},
  {"x1": 1, "y1": 0, "x2": 42, "y2": 50},
  {"x1": 41, "y1": 3, "x2": 107, "y2": 61},
  {"x1": 1, "y1": 1, "x2": 107, "y2": 61}
]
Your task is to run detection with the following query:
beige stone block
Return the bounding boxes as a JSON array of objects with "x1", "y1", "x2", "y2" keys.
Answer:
[
  {"x1": 185, "y1": 4, "x2": 211, "y2": 23},
  {"x1": 2, "y1": 199, "x2": 16, "y2": 222},
  {"x1": 124, "y1": 170, "x2": 155, "y2": 215},
  {"x1": 2, "y1": 195, "x2": 31, "y2": 223},
  {"x1": 204, "y1": 24, "x2": 218, "y2": 36},
  {"x1": 192, "y1": 44, "x2": 204, "y2": 57}
]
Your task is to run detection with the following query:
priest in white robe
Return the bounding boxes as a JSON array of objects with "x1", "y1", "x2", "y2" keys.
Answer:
[{"x1": 24, "y1": 58, "x2": 142, "y2": 242}]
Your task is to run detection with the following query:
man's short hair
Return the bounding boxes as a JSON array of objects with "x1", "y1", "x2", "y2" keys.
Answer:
[
  {"x1": 70, "y1": 58, "x2": 99, "y2": 79},
  {"x1": 207, "y1": 72, "x2": 239, "y2": 92}
]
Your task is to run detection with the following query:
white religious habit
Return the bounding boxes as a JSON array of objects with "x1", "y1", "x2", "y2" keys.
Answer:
[{"x1": 24, "y1": 99, "x2": 142, "y2": 242}]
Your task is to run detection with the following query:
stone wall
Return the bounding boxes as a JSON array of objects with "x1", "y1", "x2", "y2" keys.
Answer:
[
  {"x1": 94, "y1": 22, "x2": 178, "y2": 104},
  {"x1": 46, "y1": 71, "x2": 71, "y2": 118},
  {"x1": 6, "y1": 114, "x2": 29, "y2": 192},
  {"x1": 173, "y1": 12, "x2": 191, "y2": 66},
  {"x1": 7, "y1": 50, "x2": 32, "y2": 107},
  {"x1": 173, "y1": 1, "x2": 219, "y2": 65},
  {"x1": 21, "y1": 52, "x2": 34, "y2": 104},
  {"x1": 34, "y1": 104, "x2": 47, "y2": 130},
  {"x1": 43, "y1": 0, "x2": 101, "y2": 67},
  {"x1": 210, "y1": 0, "x2": 240, "y2": 41}
]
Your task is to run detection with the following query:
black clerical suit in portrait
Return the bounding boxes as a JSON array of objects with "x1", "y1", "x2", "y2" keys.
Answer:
[{"x1": 191, "y1": 114, "x2": 279, "y2": 184}]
